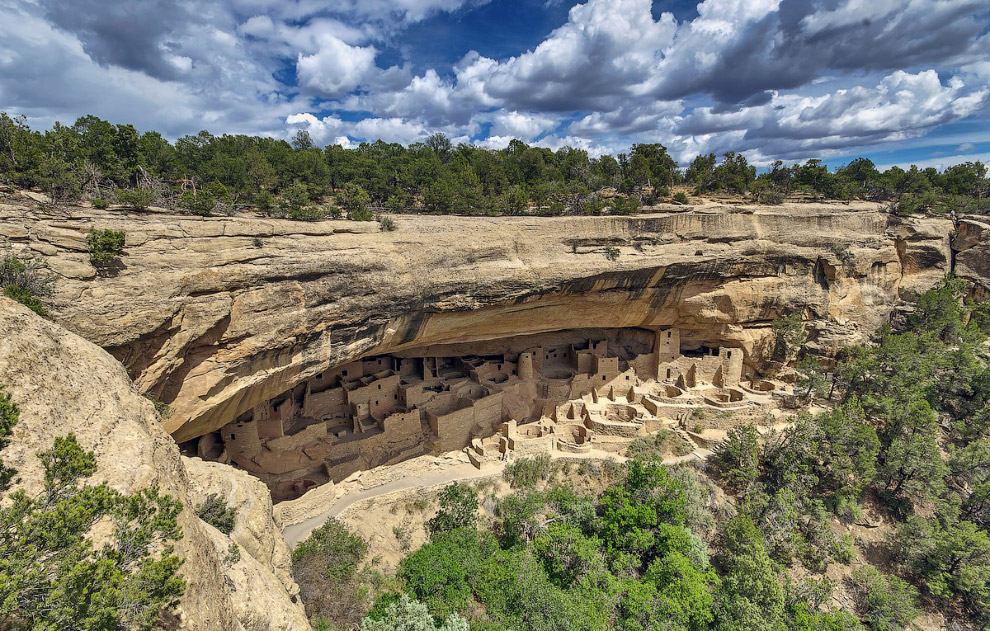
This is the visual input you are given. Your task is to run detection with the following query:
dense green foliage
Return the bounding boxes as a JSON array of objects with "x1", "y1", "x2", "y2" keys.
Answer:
[
  {"x1": 86, "y1": 228, "x2": 125, "y2": 266},
  {"x1": 848, "y1": 565, "x2": 919, "y2": 630},
  {"x1": 115, "y1": 187, "x2": 154, "y2": 210},
  {"x1": 194, "y1": 493, "x2": 236, "y2": 534},
  {"x1": 292, "y1": 518, "x2": 396, "y2": 629},
  {"x1": 0, "y1": 418, "x2": 186, "y2": 630},
  {"x1": 2, "y1": 113, "x2": 986, "y2": 217},
  {"x1": 359, "y1": 595, "x2": 468, "y2": 631},
  {"x1": 293, "y1": 518, "x2": 368, "y2": 580},
  {"x1": 503, "y1": 453, "x2": 556, "y2": 489},
  {"x1": 370, "y1": 460, "x2": 852, "y2": 631},
  {"x1": 0, "y1": 385, "x2": 18, "y2": 492},
  {"x1": 0, "y1": 254, "x2": 54, "y2": 316},
  {"x1": 426, "y1": 483, "x2": 479, "y2": 535},
  {"x1": 712, "y1": 277, "x2": 990, "y2": 625}
]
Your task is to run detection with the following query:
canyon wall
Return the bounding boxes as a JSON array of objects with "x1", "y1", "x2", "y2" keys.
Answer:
[{"x1": 0, "y1": 198, "x2": 954, "y2": 442}]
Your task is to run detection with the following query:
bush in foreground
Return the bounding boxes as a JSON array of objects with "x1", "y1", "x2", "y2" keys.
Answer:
[
  {"x1": 360, "y1": 594, "x2": 468, "y2": 631},
  {"x1": 86, "y1": 227, "x2": 125, "y2": 265},
  {"x1": 0, "y1": 427, "x2": 186, "y2": 629},
  {"x1": 293, "y1": 518, "x2": 375, "y2": 629}
]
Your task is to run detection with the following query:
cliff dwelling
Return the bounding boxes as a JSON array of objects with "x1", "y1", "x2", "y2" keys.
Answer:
[{"x1": 186, "y1": 327, "x2": 790, "y2": 501}]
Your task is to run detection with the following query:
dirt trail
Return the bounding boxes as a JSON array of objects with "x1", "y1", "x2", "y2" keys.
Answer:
[
  {"x1": 282, "y1": 463, "x2": 492, "y2": 547},
  {"x1": 281, "y1": 443, "x2": 720, "y2": 547}
]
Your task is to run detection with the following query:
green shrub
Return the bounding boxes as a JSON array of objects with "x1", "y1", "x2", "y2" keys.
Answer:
[
  {"x1": 771, "y1": 313, "x2": 806, "y2": 362},
  {"x1": 0, "y1": 433, "x2": 186, "y2": 628},
  {"x1": 282, "y1": 180, "x2": 312, "y2": 211},
  {"x1": 293, "y1": 518, "x2": 367, "y2": 580},
  {"x1": 604, "y1": 246, "x2": 620, "y2": 261},
  {"x1": 91, "y1": 197, "x2": 109, "y2": 209},
  {"x1": 495, "y1": 489, "x2": 547, "y2": 546},
  {"x1": 255, "y1": 190, "x2": 277, "y2": 215},
  {"x1": 86, "y1": 227, "x2": 125, "y2": 265},
  {"x1": 597, "y1": 459, "x2": 688, "y2": 558},
  {"x1": 2, "y1": 286, "x2": 46, "y2": 316},
  {"x1": 627, "y1": 431, "x2": 695, "y2": 459},
  {"x1": 711, "y1": 425, "x2": 761, "y2": 491},
  {"x1": 0, "y1": 384, "x2": 19, "y2": 492},
  {"x1": 427, "y1": 483, "x2": 479, "y2": 535},
  {"x1": 849, "y1": 566, "x2": 919, "y2": 630},
  {"x1": 360, "y1": 594, "x2": 469, "y2": 631},
  {"x1": 145, "y1": 394, "x2": 173, "y2": 418},
  {"x1": 292, "y1": 519, "x2": 374, "y2": 630},
  {"x1": 115, "y1": 187, "x2": 155, "y2": 210},
  {"x1": 224, "y1": 542, "x2": 241, "y2": 566},
  {"x1": 179, "y1": 180, "x2": 231, "y2": 216},
  {"x1": 286, "y1": 205, "x2": 328, "y2": 221},
  {"x1": 350, "y1": 206, "x2": 374, "y2": 221},
  {"x1": 609, "y1": 196, "x2": 640, "y2": 215},
  {"x1": 673, "y1": 191, "x2": 689, "y2": 204},
  {"x1": 503, "y1": 454, "x2": 555, "y2": 489},
  {"x1": 195, "y1": 493, "x2": 237, "y2": 534},
  {"x1": 0, "y1": 254, "x2": 55, "y2": 317},
  {"x1": 715, "y1": 515, "x2": 787, "y2": 629},
  {"x1": 399, "y1": 528, "x2": 495, "y2": 619},
  {"x1": 378, "y1": 215, "x2": 397, "y2": 232}
]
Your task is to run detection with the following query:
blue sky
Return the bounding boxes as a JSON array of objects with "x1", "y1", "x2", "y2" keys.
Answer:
[{"x1": 0, "y1": 0, "x2": 988, "y2": 169}]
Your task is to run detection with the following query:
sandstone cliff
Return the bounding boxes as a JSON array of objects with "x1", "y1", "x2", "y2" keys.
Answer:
[
  {"x1": 0, "y1": 198, "x2": 953, "y2": 442},
  {"x1": 955, "y1": 215, "x2": 990, "y2": 298},
  {"x1": 0, "y1": 297, "x2": 310, "y2": 631}
]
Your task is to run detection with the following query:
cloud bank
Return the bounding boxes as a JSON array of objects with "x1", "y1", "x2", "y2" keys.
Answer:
[{"x1": 1, "y1": 0, "x2": 987, "y2": 165}]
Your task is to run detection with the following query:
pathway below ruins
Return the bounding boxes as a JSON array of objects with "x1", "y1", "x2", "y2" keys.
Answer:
[{"x1": 280, "y1": 444, "x2": 715, "y2": 547}]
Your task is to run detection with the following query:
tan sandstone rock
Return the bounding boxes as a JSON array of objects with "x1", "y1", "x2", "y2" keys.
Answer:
[
  {"x1": 954, "y1": 217, "x2": 990, "y2": 295},
  {"x1": 182, "y1": 457, "x2": 305, "y2": 610}
]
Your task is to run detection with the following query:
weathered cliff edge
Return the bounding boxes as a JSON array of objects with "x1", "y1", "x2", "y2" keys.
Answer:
[
  {"x1": 0, "y1": 199, "x2": 954, "y2": 442},
  {"x1": 0, "y1": 298, "x2": 311, "y2": 631},
  {"x1": 955, "y1": 215, "x2": 990, "y2": 298}
]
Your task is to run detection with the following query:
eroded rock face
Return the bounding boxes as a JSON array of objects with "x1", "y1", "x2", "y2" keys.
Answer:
[
  {"x1": 182, "y1": 457, "x2": 310, "y2": 630},
  {"x1": 0, "y1": 199, "x2": 953, "y2": 442},
  {"x1": 0, "y1": 298, "x2": 310, "y2": 631},
  {"x1": 955, "y1": 216, "x2": 990, "y2": 297}
]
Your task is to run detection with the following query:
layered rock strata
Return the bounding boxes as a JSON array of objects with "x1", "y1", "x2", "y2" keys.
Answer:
[{"x1": 0, "y1": 199, "x2": 953, "y2": 443}]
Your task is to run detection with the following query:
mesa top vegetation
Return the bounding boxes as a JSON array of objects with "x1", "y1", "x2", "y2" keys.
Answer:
[{"x1": 1, "y1": 113, "x2": 986, "y2": 218}]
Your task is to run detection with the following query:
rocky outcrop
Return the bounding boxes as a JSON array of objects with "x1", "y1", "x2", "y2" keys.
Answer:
[
  {"x1": 0, "y1": 199, "x2": 953, "y2": 442},
  {"x1": 0, "y1": 297, "x2": 310, "y2": 631},
  {"x1": 954, "y1": 216, "x2": 990, "y2": 297},
  {"x1": 182, "y1": 457, "x2": 305, "y2": 620}
]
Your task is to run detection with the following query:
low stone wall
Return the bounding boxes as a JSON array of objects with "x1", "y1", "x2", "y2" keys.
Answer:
[{"x1": 586, "y1": 418, "x2": 643, "y2": 438}]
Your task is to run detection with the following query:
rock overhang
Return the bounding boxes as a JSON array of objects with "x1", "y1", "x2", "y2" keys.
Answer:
[{"x1": 0, "y1": 200, "x2": 956, "y2": 443}]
